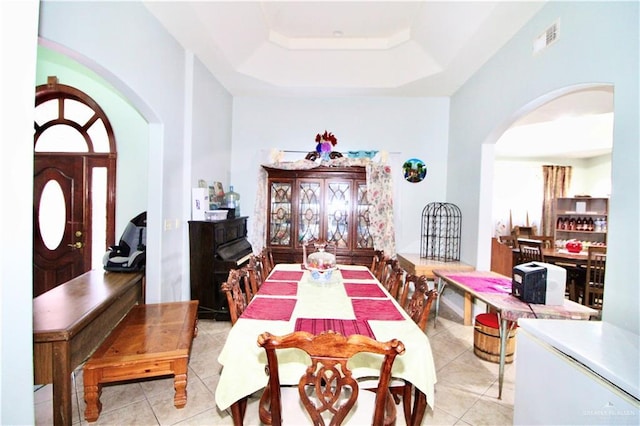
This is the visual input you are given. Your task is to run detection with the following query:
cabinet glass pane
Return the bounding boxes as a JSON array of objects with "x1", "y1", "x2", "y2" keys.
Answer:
[
  {"x1": 269, "y1": 182, "x2": 291, "y2": 246},
  {"x1": 356, "y1": 182, "x2": 374, "y2": 248},
  {"x1": 298, "y1": 182, "x2": 321, "y2": 243},
  {"x1": 326, "y1": 182, "x2": 350, "y2": 248}
]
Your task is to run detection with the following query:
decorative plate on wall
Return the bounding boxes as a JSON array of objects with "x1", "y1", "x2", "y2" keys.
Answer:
[{"x1": 402, "y1": 158, "x2": 427, "y2": 183}]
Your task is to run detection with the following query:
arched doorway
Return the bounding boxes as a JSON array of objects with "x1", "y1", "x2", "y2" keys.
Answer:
[
  {"x1": 492, "y1": 85, "x2": 613, "y2": 237},
  {"x1": 33, "y1": 76, "x2": 117, "y2": 296}
]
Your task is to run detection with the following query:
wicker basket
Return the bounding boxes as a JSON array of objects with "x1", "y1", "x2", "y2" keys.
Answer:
[{"x1": 473, "y1": 313, "x2": 517, "y2": 364}]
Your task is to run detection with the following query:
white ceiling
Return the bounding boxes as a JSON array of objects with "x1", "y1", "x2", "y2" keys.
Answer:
[{"x1": 143, "y1": 1, "x2": 613, "y2": 158}]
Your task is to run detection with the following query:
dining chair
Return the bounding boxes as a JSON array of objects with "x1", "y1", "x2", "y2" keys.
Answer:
[
  {"x1": 497, "y1": 235, "x2": 517, "y2": 248},
  {"x1": 246, "y1": 255, "x2": 264, "y2": 296},
  {"x1": 516, "y1": 238, "x2": 545, "y2": 264},
  {"x1": 404, "y1": 277, "x2": 438, "y2": 332},
  {"x1": 369, "y1": 249, "x2": 385, "y2": 276},
  {"x1": 527, "y1": 235, "x2": 554, "y2": 249},
  {"x1": 221, "y1": 268, "x2": 252, "y2": 325},
  {"x1": 257, "y1": 330, "x2": 405, "y2": 426},
  {"x1": 380, "y1": 260, "x2": 404, "y2": 300},
  {"x1": 384, "y1": 273, "x2": 437, "y2": 425},
  {"x1": 373, "y1": 254, "x2": 391, "y2": 282},
  {"x1": 260, "y1": 247, "x2": 275, "y2": 277},
  {"x1": 512, "y1": 226, "x2": 534, "y2": 239},
  {"x1": 583, "y1": 246, "x2": 606, "y2": 310}
]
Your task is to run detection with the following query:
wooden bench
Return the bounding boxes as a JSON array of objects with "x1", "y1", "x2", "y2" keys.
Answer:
[{"x1": 83, "y1": 301, "x2": 199, "y2": 422}]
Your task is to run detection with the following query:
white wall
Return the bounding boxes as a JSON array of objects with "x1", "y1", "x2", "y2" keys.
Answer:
[
  {"x1": 1, "y1": 2, "x2": 39, "y2": 424},
  {"x1": 191, "y1": 56, "x2": 233, "y2": 189},
  {"x1": 230, "y1": 96, "x2": 450, "y2": 253},
  {"x1": 449, "y1": 2, "x2": 639, "y2": 333}
]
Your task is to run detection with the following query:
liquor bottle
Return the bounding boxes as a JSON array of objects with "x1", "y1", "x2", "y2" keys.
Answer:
[
  {"x1": 568, "y1": 218, "x2": 576, "y2": 230},
  {"x1": 556, "y1": 217, "x2": 564, "y2": 230},
  {"x1": 576, "y1": 217, "x2": 583, "y2": 231},
  {"x1": 587, "y1": 217, "x2": 594, "y2": 231}
]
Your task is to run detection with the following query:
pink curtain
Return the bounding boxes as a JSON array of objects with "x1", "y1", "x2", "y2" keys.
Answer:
[{"x1": 541, "y1": 165, "x2": 572, "y2": 236}]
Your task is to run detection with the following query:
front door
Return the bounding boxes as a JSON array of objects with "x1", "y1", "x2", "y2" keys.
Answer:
[
  {"x1": 33, "y1": 155, "x2": 90, "y2": 297},
  {"x1": 33, "y1": 76, "x2": 117, "y2": 297}
]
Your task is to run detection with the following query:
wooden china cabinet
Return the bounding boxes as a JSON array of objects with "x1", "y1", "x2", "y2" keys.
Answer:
[{"x1": 263, "y1": 165, "x2": 375, "y2": 266}]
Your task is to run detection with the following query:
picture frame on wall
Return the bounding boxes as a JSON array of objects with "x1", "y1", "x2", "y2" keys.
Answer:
[{"x1": 402, "y1": 158, "x2": 427, "y2": 183}]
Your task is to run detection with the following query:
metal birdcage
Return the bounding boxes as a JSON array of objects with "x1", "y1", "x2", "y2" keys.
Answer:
[{"x1": 420, "y1": 202, "x2": 462, "y2": 262}]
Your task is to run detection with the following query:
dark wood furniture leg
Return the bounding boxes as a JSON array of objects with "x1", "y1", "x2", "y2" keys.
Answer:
[
  {"x1": 230, "y1": 397, "x2": 247, "y2": 426},
  {"x1": 410, "y1": 388, "x2": 427, "y2": 426},
  {"x1": 52, "y1": 341, "x2": 73, "y2": 426}
]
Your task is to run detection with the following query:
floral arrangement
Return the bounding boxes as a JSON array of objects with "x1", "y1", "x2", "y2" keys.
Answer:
[{"x1": 315, "y1": 130, "x2": 338, "y2": 156}]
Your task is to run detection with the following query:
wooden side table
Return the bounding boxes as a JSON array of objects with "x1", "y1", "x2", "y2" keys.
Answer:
[
  {"x1": 83, "y1": 301, "x2": 199, "y2": 422},
  {"x1": 397, "y1": 253, "x2": 474, "y2": 327},
  {"x1": 396, "y1": 253, "x2": 474, "y2": 279}
]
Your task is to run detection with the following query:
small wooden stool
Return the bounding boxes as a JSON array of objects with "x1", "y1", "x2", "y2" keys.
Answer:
[
  {"x1": 473, "y1": 312, "x2": 517, "y2": 364},
  {"x1": 83, "y1": 301, "x2": 198, "y2": 422}
]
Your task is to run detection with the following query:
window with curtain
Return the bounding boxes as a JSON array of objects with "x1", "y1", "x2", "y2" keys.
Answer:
[{"x1": 541, "y1": 165, "x2": 572, "y2": 236}]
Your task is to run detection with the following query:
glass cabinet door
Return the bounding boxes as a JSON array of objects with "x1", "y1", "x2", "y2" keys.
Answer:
[
  {"x1": 269, "y1": 181, "x2": 292, "y2": 246},
  {"x1": 355, "y1": 181, "x2": 374, "y2": 248},
  {"x1": 326, "y1": 181, "x2": 351, "y2": 248},
  {"x1": 298, "y1": 181, "x2": 321, "y2": 244}
]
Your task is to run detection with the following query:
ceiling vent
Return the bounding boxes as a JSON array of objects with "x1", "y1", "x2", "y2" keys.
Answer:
[{"x1": 533, "y1": 20, "x2": 559, "y2": 54}]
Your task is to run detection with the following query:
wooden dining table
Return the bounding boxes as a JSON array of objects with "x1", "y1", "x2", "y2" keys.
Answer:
[
  {"x1": 542, "y1": 247, "x2": 591, "y2": 266},
  {"x1": 432, "y1": 269, "x2": 598, "y2": 400},
  {"x1": 511, "y1": 247, "x2": 593, "y2": 268},
  {"x1": 215, "y1": 263, "x2": 437, "y2": 425}
]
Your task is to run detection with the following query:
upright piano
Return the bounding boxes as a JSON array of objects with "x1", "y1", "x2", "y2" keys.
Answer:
[{"x1": 188, "y1": 217, "x2": 252, "y2": 319}]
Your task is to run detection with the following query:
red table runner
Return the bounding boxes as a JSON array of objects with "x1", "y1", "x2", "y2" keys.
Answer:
[
  {"x1": 258, "y1": 281, "x2": 298, "y2": 296},
  {"x1": 445, "y1": 274, "x2": 512, "y2": 294},
  {"x1": 295, "y1": 318, "x2": 376, "y2": 339},
  {"x1": 344, "y1": 283, "x2": 387, "y2": 298},
  {"x1": 267, "y1": 270, "x2": 304, "y2": 281},
  {"x1": 352, "y1": 299, "x2": 405, "y2": 320},
  {"x1": 240, "y1": 297, "x2": 297, "y2": 321},
  {"x1": 340, "y1": 269, "x2": 375, "y2": 280}
]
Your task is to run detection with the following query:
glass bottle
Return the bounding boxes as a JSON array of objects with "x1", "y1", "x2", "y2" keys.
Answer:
[{"x1": 224, "y1": 185, "x2": 240, "y2": 217}]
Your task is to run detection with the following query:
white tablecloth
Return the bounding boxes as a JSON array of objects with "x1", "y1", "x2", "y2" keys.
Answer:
[{"x1": 214, "y1": 264, "x2": 437, "y2": 411}]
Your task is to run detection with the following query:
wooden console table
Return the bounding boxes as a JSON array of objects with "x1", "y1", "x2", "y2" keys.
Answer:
[
  {"x1": 83, "y1": 301, "x2": 198, "y2": 422},
  {"x1": 33, "y1": 270, "x2": 144, "y2": 426},
  {"x1": 397, "y1": 253, "x2": 475, "y2": 327},
  {"x1": 396, "y1": 253, "x2": 474, "y2": 279}
]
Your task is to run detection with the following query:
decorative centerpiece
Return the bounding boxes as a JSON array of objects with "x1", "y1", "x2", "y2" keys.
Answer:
[
  {"x1": 303, "y1": 240, "x2": 337, "y2": 282},
  {"x1": 315, "y1": 130, "x2": 338, "y2": 162}
]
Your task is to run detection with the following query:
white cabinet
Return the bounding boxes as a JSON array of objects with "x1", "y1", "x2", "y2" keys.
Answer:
[{"x1": 514, "y1": 319, "x2": 639, "y2": 425}]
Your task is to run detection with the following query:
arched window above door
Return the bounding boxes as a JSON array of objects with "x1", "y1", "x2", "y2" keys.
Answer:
[{"x1": 35, "y1": 76, "x2": 115, "y2": 154}]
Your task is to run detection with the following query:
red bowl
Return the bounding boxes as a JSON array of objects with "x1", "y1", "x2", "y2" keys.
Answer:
[{"x1": 565, "y1": 241, "x2": 583, "y2": 253}]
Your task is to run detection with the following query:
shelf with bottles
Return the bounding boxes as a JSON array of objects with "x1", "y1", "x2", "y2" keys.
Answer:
[
  {"x1": 554, "y1": 197, "x2": 608, "y2": 245},
  {"x1": 555, "y1": 216, "x2": 608, "y2": 233}
]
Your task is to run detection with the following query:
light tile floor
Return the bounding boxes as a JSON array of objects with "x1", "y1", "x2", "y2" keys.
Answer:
[{"x1": 34, "y1": 302, "x2": 516, "y2": 425}]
